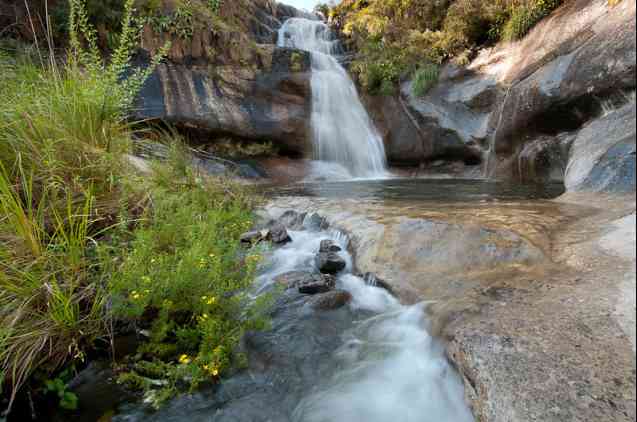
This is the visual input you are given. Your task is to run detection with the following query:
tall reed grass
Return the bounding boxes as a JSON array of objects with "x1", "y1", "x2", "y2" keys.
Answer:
[{"x1": 0, "y1": 0, "x2": 165, "y2": 410}]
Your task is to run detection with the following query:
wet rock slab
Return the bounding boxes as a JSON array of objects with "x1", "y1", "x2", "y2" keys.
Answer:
[{"x1": 265, "y1": 192, "x2": 636, "y2": 422}]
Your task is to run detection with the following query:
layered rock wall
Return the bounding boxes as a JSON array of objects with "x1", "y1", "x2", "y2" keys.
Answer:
[
  {"x1": 134, "y1": 1, "x2": 314, "y2": 156},
  {"x1": 365, "y1": 0, "x2": 636, "y2": 189}
]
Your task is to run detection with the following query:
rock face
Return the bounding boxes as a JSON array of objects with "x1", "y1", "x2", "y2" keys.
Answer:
[
  {"x1": 134, "y1": 0, "x2": 314, "y2": 156},
  {"x1": 565, "y1": 101, "x2": 636, "y2": 193},
  {"x1": 136, "y1": 47, "x2": 312, "y2": 156},
  {"x1": 363, "y1": 0, "x2": 636, "y2": 180}
]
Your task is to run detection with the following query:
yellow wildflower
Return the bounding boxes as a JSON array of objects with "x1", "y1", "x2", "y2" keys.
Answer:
[{"x1": 179, "y1": 354, "x2": 191, "y2": 364}]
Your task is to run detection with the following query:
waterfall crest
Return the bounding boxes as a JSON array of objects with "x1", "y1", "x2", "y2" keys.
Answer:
[{"x1": 278, "y1": 18, "x2": 388, "y2": 179}]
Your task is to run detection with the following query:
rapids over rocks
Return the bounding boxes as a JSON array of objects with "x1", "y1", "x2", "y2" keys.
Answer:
[{"x1": 109, "y1": 207, "x2": 476, "y2": 422}]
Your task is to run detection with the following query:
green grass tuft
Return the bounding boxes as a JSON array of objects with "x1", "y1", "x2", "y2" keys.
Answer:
[
  {"x1": 412, "y1": 63, "x2": 440, "y2": 97},
  {"x1": 502, "y1": 0, "x2": 563, "y2": 42}
]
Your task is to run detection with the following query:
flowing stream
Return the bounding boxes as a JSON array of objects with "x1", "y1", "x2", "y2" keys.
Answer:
[
  {"x1": 55, "y1": 181, "x2": 582, "y2": 422},
  {"x1": 107, "y1": 214, "x2": 474, "y2": 422},
  {"x1": 278, "y1": 18, "x2": 388, "y2": 179}
]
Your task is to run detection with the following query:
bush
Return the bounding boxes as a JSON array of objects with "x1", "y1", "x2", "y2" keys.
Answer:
[
  {"x1": 412, "y1": 63, "x2": 440, "y2": 97},
  {"x1": 332, "y1": 0, "x2": 565, "y2": 91},
  {"x1": 108, "y1": 149, "x2": 268, "y2": 408},
  {"x1": 502, "y1": 0, "x2": 563, "y2": 41}
]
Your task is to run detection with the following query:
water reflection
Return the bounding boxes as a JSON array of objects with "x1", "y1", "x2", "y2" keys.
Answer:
[{"x1": 271, "y1": 178, "x2": 566, "y2": 203}]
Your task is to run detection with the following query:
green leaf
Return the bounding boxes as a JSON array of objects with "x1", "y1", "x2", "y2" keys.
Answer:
[{"x1": 60, "y1": 391, "x2": 79, "y2": 410}]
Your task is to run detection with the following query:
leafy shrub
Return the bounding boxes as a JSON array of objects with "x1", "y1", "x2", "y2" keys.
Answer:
[
  {"x1": 108, "y1": 146, "x2": 269, "y2": 408},
  {"x1": 332, "y1": 0, "x2": 565, "y2": 92},
  {"x1": 412, "y1": 63, "x2": 440, "y2": 97},
  {"x1": 208, "y1": 0, "x2": 223, "y2": 14},
  {"x1": 502, "y1": 0, "x2": 563, "y2": 41}
]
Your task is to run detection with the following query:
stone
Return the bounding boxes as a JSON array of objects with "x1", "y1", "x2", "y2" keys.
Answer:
[
  {"x1": 275, "y1": 271, "x2": 336, "y2": 294},
  {"x1": 297, "y1": 273, "x2": 336, "y2": 295},
  {"x1": 240, "y1": 230, "x2": 268, "y2": 246},
  {"x1": 308, "y1": 290, "x2": 353, "y2": 311},
  {"x1": 319, "y1": 239, "x2": 342, "y2": 253},
  {"x1": 305, "y1": 213, "x2": 329, "y2": 231},
  {"x1": 375, "y1": 0, "x2": 637, "y2": 177},
  {"x1": 316, "y1": 251, "x2": 347, "y2": 274},
  {"x1": 135, "y1": 37, "x2": 312, "y2": 157},
  {"x1": 267, "y1": 223, "x2": 292, "y2": 245},
  {"x1": 274, "y1": 271, "x2": 312, "y2": 289},
  {"x1": 277, "y1": 210, "x2": 307, "y2": 231},
  {"x1": 241, "y1": 223, "x2": 291, "y2": 246}
]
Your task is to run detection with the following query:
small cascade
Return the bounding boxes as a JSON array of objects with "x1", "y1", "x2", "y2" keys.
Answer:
[{"x1": 278, "y1": 18, "x2": 388, "y2": 179}]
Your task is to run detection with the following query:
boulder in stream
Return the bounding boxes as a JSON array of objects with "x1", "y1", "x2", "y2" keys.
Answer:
[
  {"x1": 320, "y1": 239, "x2": 342, "y2": 253},
  {"x1": 316, "y1": 251, "x2": 347, "y2": 274},
  {"x1": 309, "y1": 290, "x2": 353, "y2": 311},
  {"x1": 268, "y1": 223, "x2": 292, "y2": 245},
  {"x1": 241, "y1": 223, "x2": 291, "y2": 247},
  {"x1": 305, "y1": 213, "x2": 329, "y2": 231},
  {"x1": 275, "y1": 271, "x2": 336, "y2": 294},
  {"x1": 240, "y1": 230, "x2": 268, "y2": 246},
  {"x1": 297, "y1": 273, "x2": 336, "y2": 295},
  {"x1": 277, "y1": 210, "x2": 307, "y2": 231}
]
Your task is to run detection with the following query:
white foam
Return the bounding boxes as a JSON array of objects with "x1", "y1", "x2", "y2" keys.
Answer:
[{"x1": 279, "y1": 18, "x2": 388, "y2": 179}]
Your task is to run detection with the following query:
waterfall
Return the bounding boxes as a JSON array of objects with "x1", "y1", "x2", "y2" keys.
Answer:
[{"x1": 278, "y1": 18, "x2": 388, "y2": 179}]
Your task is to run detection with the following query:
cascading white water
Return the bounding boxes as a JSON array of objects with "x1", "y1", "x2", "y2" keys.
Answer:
[
  {"x1": 278, "y1": 18, "x2": 388, "y2": 179},
  {"x1": 254, "y1": 219, "x2": 474, "y2": 422}
]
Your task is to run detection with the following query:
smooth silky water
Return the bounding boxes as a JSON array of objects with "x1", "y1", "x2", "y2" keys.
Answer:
[{"x1": 278, "y1": 18, "x2": 388, "y2": 179}]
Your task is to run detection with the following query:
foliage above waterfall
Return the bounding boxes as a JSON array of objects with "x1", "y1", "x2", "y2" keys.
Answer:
[{"x1": 330, "y1": 0, "x2": 565, "y2": 94}]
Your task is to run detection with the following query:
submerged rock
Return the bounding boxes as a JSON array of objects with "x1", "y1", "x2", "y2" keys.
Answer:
[
  {"x1": 309, "y1": 290, "x2": 352, "y2": 311},
  {"x1": 316, "y1": 251, "x2": 347, "y2": 274}
]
